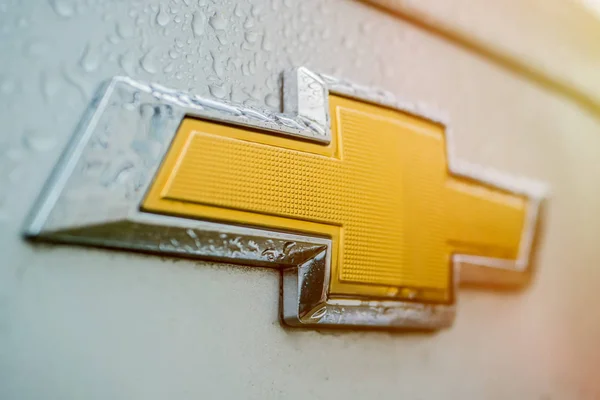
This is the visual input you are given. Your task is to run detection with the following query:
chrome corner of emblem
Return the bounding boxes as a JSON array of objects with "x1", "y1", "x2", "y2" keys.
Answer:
[{"x1": 23, "y1": 67, "x2": 547, "y2": 331}]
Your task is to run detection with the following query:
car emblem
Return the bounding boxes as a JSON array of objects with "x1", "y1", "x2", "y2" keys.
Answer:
[{"x1": 24, "y1": 67, "x2": 547, "y2": 330}]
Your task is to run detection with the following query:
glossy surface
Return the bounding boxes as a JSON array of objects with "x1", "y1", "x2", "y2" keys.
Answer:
[
  {"x1": 144, "y1": 95, "x2": 528, "y2": 302},
  {"x1": 3, "y1": 0, "x2": 600, "y2": 398}
]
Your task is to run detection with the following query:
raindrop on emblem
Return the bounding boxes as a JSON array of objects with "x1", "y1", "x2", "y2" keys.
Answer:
[
  {"x1": 265, "y1": 93, "x2": 278, "y2": 108},
  {"x1": 209, "y1": 13, "x2": 227, "y2": 30}
]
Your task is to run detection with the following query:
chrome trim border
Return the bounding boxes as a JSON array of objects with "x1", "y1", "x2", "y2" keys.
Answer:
[{"x1": 23, "y1": 67, "x2": 547, "y2": 330}]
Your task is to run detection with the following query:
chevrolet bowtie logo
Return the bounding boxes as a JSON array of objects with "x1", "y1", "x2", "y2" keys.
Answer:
[{"x1": 24, "y1": 68, "x2": 546, "y2": 330}]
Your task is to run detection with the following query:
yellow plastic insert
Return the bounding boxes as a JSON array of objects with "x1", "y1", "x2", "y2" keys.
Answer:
[{"x1": 143, "y1": 95, "x2": 527, "y2": 303}]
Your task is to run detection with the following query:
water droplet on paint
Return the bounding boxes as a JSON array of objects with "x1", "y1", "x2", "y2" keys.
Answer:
[
  {"x1": 234, "y1": 4, "x2": 244, "y2": 17},
  {"x1": 156, "y1": 6, "x2": 170, "y2": 26},
  {"x1": 163, "y1": 63, "x2": 174, "y2": 73},
  {"x1": 22, "y1": 129, "x2": 56, "y2": 152},
  {"x1": 209, "y1": 13, "x2": 227, "y2": 30},
  {"x1": 49, "y1": 0, "x2": 74, "y2": 18},
  {"x1": 265, "y1": 93, "x2": 278, "y2": 108},
  {"x1": 245, "y1": 32, "x2": 258, "y2": 43},
  {"x1": 119, "y1": 52, "x2": 135, "y2": 75},
  {"x1": 243, "y1": 17, "x2": 254, "y2": 29},
  {"x1": 209, "y1": 84, "x2": 227, "y2": 99},
  {"x1": 116, "y1": 21, "x2": 134, "y2": 39},
  {"x1": 261, "y1": 34, "x2": 273, "y2": 51},
  {"x1": 80, "y1": 44, "x2": 100, "y2": 72},
  {"x1": 140, "y1": 48, "x2": 158, "y2": 74},
  {"x1": 40, "y1": 71, "x2": 60, "y2": 101},
  {"x1": 191, "y1": 11, "x2": 205, "y2": 36},
  {"x1": 24, "y1": 40, "x2": 47, "y2": 58},
  {"x1": 216, "y1": 34, "x2": 228, "y2": 45}
]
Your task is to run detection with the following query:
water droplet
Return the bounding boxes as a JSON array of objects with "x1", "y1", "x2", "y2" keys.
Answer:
[
  {"x1": 116, "y1": 21, "x2": 134, "y2": 39},
  {"x1": 156, "y1": 6, "x2": 170, "y2": 26},
  {"x1": 250, "y1": 5, "x2": 261, "y2": 17},
  {"x1": 209, "y1": 84, "x2": 227, "y2": 99},
  {"x1": 49, "y1": 0, "x2": 74, "y2": 18},
  {"x1": 265, "y1": 93, "x2": 278, "y2": 108},
  {"x1": 233, "y1": 4, "x2": 244, "y2": 17},
  {"x1": 107, "y1": 35, "x2": 120, "y2": 44},
  {"x1": 245, "y1": 31, "x2": 258, "y2": 43},
  {"x1": 209, "y1": 13, "x2": 227, "y2": 30},
  {"x1": 168, "y1": 49, "x2": 180, "y2": 59},
  {"x1": 140, "y1": 48, "x2": 158, "y2": 74},
  {"x1": 80, "y1": 44, "x2": 100, "y2": 72},
  {"x1": 163, "y1": 63, "x2": 174, "y2": 73},
  {"x1": 61, "y1": 64, "x2": 89, "y2": 101},
  {"x1": 216, "y1": 34, "x2": 228, "y2": 45},
  {"x1": 210, "y1": 51, "x2": 225, "y2": 78},
  {"x1": 174, "y1": 15, "x2": 182, "y2": 23},
  {"x1": 261, "y1": 248, "x2": 278, "y2": 261},
  {"x1": 243, "y1": 17, "x2": 254, "y2": 29},
  {"x1": 247, "y1": 59, "x2": 256, "y2": 74},
  {"x1": 191, "y1": 11, "x2": 205, "y2": 37},
  {"x1": 22, "y1": 129, "x2": 56, "y2": 152},
  {"x1": 119, "y1": 52, "x2": 135, "y2": 75},
  {"x1": 40, "y1": 71, "x2": 60, "y2": 101},
  {"x1": 241, "y1": 63, "x2": 250, "y2": 76},
  {"x1": 261, "y1": 33, "x2": 273, "y2": 51},
  {"x1": 282, "y1": 241, "x2": 296, "y2": 255},
  {"x1": 310, "y1": 307, "x2": 327, "y2": 320},
  {"x1": 24, "y1": 40, "x2": 47, "y2": 58}
]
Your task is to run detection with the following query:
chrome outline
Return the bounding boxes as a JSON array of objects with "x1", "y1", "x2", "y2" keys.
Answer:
[{"x1": 23, "y1": 67, "x2": 547, "y2": 330}]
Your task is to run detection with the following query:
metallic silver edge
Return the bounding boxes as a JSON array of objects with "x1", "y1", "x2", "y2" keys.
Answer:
[
  {"x1": 23, "y1": 67, "x2": 548, "y2": 330},
  {"x1": 24, "y1": 78, "x2": 118, "y2": 235}
]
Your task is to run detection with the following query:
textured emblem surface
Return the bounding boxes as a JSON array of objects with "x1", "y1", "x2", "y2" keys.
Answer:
[{"x1": 24, "y1": 67, "x2": 547, "y2": 330}]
